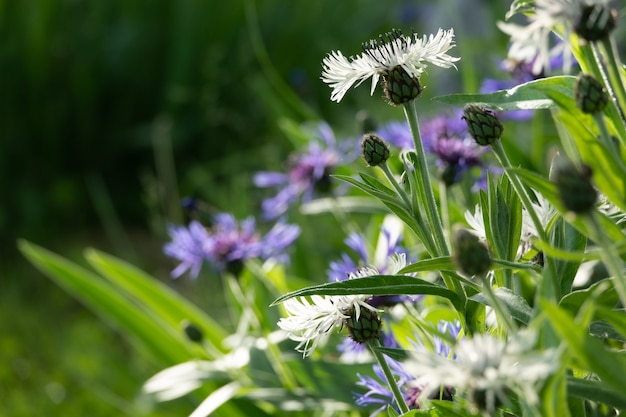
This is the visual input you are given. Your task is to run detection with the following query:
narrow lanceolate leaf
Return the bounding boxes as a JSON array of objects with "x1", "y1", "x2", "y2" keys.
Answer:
[
  {"x1": 85, "y1": 249, "x2": 228, "y2": 354},
  {"x1": 433, "y1": 76, "x2": 576, "y2": 111},
  {"x1": 18, "y1": 240, "x2": 196, "y2": 366},
  {"x1": 271, "y1": 275, "x2": 462, "y2": 310},
  {"x1": 397, "y1": 256, "x2": 540, "y2": 274}
]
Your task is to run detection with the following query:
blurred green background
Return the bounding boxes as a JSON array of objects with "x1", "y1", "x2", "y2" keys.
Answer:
[{"x1": 1, "y1": 0, "x2": 509, "y2": 415}]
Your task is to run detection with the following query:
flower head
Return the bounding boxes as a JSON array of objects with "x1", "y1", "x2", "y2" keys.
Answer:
[
  {"x1": 163, "y1": 214, "x2": 300, "y2": 278},
  {"x1": 277, "y1": 294, "x2": 376, "y2": 357},
  {"x1": 321, "y1": 28, "x2": 459, "y2": 103},
  {"x1": 254, "y1": 122, "x2": 355, "y2": 219},
  {"x1": 404, "y1": 332, "x2": 558, "y2": 412},
  {"x1": 498, "y1": 0, "x2": 611, "y2": 75}
]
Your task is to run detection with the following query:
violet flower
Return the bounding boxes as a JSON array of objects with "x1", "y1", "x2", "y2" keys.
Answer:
[
  {"x1": 163, "y1": 214, "x2": 300, "y2": 278},
  {"x1": 254, "y1": 122, "x2": 356, "y2": 219}
]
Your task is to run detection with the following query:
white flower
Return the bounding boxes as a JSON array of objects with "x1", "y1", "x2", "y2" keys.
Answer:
[
  {"x1": 498, "y1": 0, "x2": 611, "y2": 75},
  {"x1": 277, "y1": 294, "x2": 375, "y2": 357},
  {"x1": 464, "y1": 204, "x2": 486, "y2": 241},
  {"x1": 404, "y1": 332, "x2": 558, "y2": 412},
  {"x1": 321, "y1": 28, "x2": 460, "y2": 102}
]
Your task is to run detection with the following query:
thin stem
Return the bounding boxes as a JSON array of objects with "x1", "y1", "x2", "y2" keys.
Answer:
[
  {"x1": 598, "y1": 38, "x2": 626, "y2": 125},
  {"x1": 584, "y1": 212, "x2": 626, "y2": 308},
  {"x1": 490, "y1": 141, "x2": 560, "y2": 300},
  {"x1": 368, "y1": 339, "x2": 410, "y2": 414},
  {"x1": 439, "y1": 180, "x2": 451, "y2": 247},
  {"x1": 379, "y1": 161, "x2": 413, "y2": 209},
  {"x1": 403, "y1": 101, "x2": 449, "y2": 257}
]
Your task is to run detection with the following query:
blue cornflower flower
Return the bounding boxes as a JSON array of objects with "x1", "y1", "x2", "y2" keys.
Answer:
[
  {"x1": 355, "y1": 320, "x2": 462, "y2": 415},
  {"x1": 164, "y1": 220, "x2": 211, "y2": 279},
  {"x1": 163, "y1": 214, "x2": 300, "y2": 278},
  {"x1": 376, "y1": 120, "x2": 414, "y2": 150},
  {"x1": 254, "y1": 122, "x2": 356, "y2": 220},
  {"x1": 328, "y1": 217, "x2": 419, "y2": 308}
]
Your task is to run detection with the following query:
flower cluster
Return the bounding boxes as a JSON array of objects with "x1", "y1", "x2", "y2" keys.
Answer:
[
  {"x1": 164, "y1": 213, "x2": 300, "y2": 278},
  {"x1": 254, "y1": 122, "x2": 356, "y2": 219}
]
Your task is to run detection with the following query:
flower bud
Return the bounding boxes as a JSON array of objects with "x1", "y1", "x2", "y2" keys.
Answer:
[
  {"x1": 574, "y1": 4, "x2": 616, "y2": 42},
  {"x1": 182, "y1": 320, "x2": 204, "y2": 344},
  {"x1": 552, "y1": 158, "x2": 597, "y2": 214},
  {"x1": 452, "y1": 225, "x2": 491, "y2": 277},
  {"x1": 462, "y1": 105, "x2": 503, "y2": 146},
  {"x1": 383, "y1": 66, "x2": 424, "y2": 105},
  {"x1": 361, "y1": 133, "x2": 390, "y2": 167},
  {"x1": 344, "y1": 305, "x2": 382, "y2": 344},
  {"x1": 575, "y1": 73, "x2": 608, "y2": 114}
]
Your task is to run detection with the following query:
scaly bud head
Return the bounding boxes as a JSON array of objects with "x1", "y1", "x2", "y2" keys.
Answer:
[
  {"x1": 452, "y1": 225, "x2": 491, "y2": 277},
  {"x1": 552, "y1": 158, "x2": 597, "y2": 214},
  {"x1": 575, "y1": 73, "x2": 608, "y2": 114},
  {"x1": 344, "y1": 305, "x2": 382, "y2": 344},
  {"x1": 574, "y1": 4, "x2": 617, "y2": 42},
  {"x1": 462, "y1": 104, "x2": 503, "y2": 146},
  {"x1": 361, "y1": 133, "x2": 390, "y2": 167},
  {"x1": 383, "y1": 66, "x2": 424, "y2": 105}
]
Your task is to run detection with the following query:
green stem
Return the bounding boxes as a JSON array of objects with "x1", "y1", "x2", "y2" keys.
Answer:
[
  {"x1": 368, "y1": 339, "x2": 410, "y2": 414},
  {"x1": 598, "y1": 38, "x2": 626, "y2": 125},
  {"x1": 439, "y1": 180, "x2": 451, "y2": 247},
  {"x1": 379, "y1": 161, "x2": 413, "y2": 209},
  {"x1": 403, "y1": 101, "x2": 449, "y2": 257},
  {"x1": 584, "y1": 212, "x2": 626, "y2": 308},
  {"x1": 490, "y1": 141, "x2": 560, "y2": 300},
  {"x1": 581, "y1": 42, "x2": 626, "y2": 145},
  {"x1": 403, "y1": 101, "x2": 466, "y2": 305}
]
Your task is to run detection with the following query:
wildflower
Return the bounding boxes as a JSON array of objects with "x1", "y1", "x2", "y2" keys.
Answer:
[
  {"x1": 404, "y1": 332, "x2": 558, "y2": 412},
  {"x1": 277, "y1": 294, "x2": 377, "y2": 357},
  {"x1": 321, "y1": 28, "x2": 459, "y2": 103},
  {"x1": 462, "y1": 105, "x2": 504, "y2": 146},
  {"x1": 361, "y1": 133, "x2": 391, "y2": 167},
  {"x1": 355, "y1": 320, "x2": 462, "y2": 415},
  {"x1": 497, "y1": 0, "x2": 613, "y2": 75},
  {"x1": 328, "y1": 217, "x2": 420, "y2": 308},
  {"x1": 452, "y1": 225, "x2": 492, "y2": 277},
  {"x1": 163, "y1": 214, "x2": 300, "y2": 278},
  {"x1": 164, "y1": 221, "x2": 211, "y2": 279},
  {"x1": 552, "y1": 158, "x2": 597, "y2": 214},
  {"x1": 575, "y1": 73, "x2": 608, "y2": 114},
  {"x1": 254, "y1": 122, "x2": 355, "y2": 219}
]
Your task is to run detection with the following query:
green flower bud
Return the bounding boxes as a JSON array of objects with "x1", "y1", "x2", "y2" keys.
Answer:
[
  {"x1": 552, "y1": 158, "x2": 597, "y2": 214},
  {"x1": 182, "y1": 320, "x2": 204, "y2": 344},
  {"x1": 452, "y1": 225, "x2": 491, "y2": 277},
  {"x1": 574, "y1": 4, "x2": 616, "y2": 42},
  {"x1": 361, "y1": 133, "x2": 390, "y2": 167},
  {"x1": 383, "y1": 66, "x2": 424, "y2": 105},
  {"x1": 462, "y1": 104, "x2": 504, "y2": 146},
  {"x1": 575, "y1": 73, "x2": 608, "y2": 114},
  {"x1": 344, "y1": 305, "x2": 382, "y2": 344}
]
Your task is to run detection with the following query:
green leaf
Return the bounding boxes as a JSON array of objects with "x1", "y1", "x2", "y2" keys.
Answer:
[
  {"x1": 559, "y1": 279, "x2": 618, "y2": 314},
  {"x1": 433, "y1": 76, "x2": 576, "y2": 111},
  {"x1": 550, "y1": 217, "x2": 587, "y2": 296},
  {"x1": 541, "y1": 301, "x2": 626, "y2": 392},
  {"x1": 589, "y1": 321, "x2": 626, "y2": 342},
  {"x1": 300, "y1": 196, "x2": 387, "y2": 215},
  {"x1": 567, "y1": 375, "x2": 626, "y2": 410},
  {"x1": 271, "y1": 275, "x2": 463, "y2": 310},
  {"x1": 18, "y1": 240, "x2": 195, "y2": 366},
  {"x1": 398, "y1": 256, "x2": 539, "y2": 274},
  {"x1": 470, "y1": 287, "x2": 533, "y2": 324},
  {"x1": 85, "y1": 249, "x2": 228, "y2": 355}
]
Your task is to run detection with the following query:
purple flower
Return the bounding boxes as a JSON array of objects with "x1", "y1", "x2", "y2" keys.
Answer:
[
  {"x1": 163, "y1": 214, "x2": 300, "y2": 278},
  {"x1": 328, "y1": 220, "x2": 418, "y2": 308},
  {"x1": 164, "y1": 220, "x2": 211, "y2": 279},
  {"x1": 355, "y1": 320, "x2": 462, "y2": 415},
  {"x1": 376, "y1": 121, "x2": 414, "y2": 150},
  {"x1": 254, "y1": 122, "x2": 356, "y2": 219}
]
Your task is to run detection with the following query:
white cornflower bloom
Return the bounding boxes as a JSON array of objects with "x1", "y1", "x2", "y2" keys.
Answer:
[
  {"x1": 321, "y1": 28, "x2": 460, "y2": 103},
  {"x1": 519, "y1": 193, "x2": 556, "y2": 257},
  {"x1": 277, "y1": 294, "x2": 376, "y2": 357},
  {"x1": 498, "y1": 0, "x2": 611, "y2": 75},
  {"x1": 404, "y1": 332, "x2": 558, "y2": 412}
]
